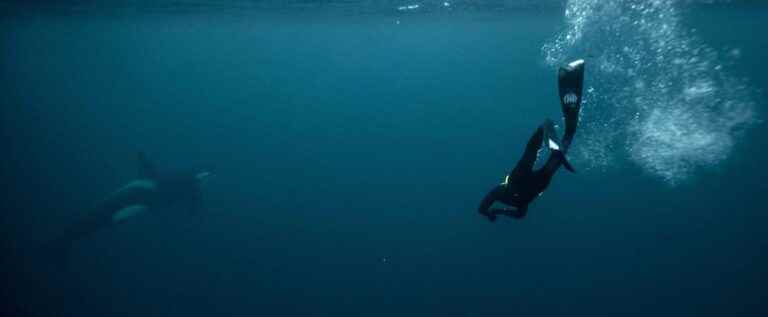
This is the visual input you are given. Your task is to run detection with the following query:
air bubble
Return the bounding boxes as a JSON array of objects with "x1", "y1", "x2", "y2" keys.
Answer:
[{"x1": 542, "y1": 0, "x2": 756, "y2": 184}]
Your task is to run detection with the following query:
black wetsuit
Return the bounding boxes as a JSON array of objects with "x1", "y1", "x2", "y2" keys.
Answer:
[{"x1": 478, "y1": 60, "x2": 585, "y2": 221}]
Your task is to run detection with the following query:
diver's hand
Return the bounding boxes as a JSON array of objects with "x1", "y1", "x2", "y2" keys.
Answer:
[
  {"x1": 510, "y1": 208, "x2": 528, "y2": 219},
  {"x1": 479, "y1": 209, "x2": 497, "y2": 222},
  {"x1": 492, "y1": 208, "x2": 526, "y2": 220}
]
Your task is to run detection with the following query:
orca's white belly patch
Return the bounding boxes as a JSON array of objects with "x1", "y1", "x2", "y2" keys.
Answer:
[{"x1": 112, "y1": 205, "x2": 149, "y2": 224}]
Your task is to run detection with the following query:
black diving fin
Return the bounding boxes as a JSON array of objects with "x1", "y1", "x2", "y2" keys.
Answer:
[
  {"x1": 542, "y1": 119, "x2": 576, "y2": 173},
  {"x1": 558, "y1": 59, "x2": 585, "y2": 114},
  {"x1": 553, "y1": 150, "x2": 575, "y2": 173},
  {"x1": 558, "y1": 59, "x2": 585, "y2": 147}
]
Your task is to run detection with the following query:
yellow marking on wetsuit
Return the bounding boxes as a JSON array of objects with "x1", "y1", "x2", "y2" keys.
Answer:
[{"x1": 501, "y1": 175, "x2": 510, "y2": 185}]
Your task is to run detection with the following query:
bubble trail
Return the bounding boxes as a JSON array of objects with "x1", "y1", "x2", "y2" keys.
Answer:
[{"x1": 542, "y1": 0, "x2": 756, "y2": 185}]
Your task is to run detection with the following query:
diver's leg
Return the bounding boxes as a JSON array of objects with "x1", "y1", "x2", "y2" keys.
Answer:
[
  {"x1": 562, "y1": 104, "x2": 580, "y2": 151},
  {"x1": 513, "y1": 124, "x2": 545, "y2": 173},
  {"x1": 536, "y1": 155, "x2": 561, "y2": 183},
  {"x1": 558, "y1": 59, "x2": 585, "y2": 151},
  {"x1": 537, "y1": 118, "x2": 570, "y2": 175}
]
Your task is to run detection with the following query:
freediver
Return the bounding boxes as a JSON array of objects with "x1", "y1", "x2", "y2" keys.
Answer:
[{"x1": 478, "y1": 59, "x2": 585, "y2": 222}]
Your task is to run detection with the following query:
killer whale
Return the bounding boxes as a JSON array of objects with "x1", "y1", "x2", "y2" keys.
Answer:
[{"x1": 43, "y1": 152, "x2": 209, "y2": 255}]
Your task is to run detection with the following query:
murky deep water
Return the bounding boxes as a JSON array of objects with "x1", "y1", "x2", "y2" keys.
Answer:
[{"x1": 2, "y1": 1, "x2": 767, "y2": 316}]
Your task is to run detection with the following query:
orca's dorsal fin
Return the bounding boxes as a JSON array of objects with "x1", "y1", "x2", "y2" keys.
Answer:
[{"x1": 137, "y1": 152, "x2": 157, "y2": 179}]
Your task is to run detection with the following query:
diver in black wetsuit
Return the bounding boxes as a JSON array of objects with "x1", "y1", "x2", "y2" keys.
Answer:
[{"x1": 478, "y1": 59, "x2": 585, "y2": 222}]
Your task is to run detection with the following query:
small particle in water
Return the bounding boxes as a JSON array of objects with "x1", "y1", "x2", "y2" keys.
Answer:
[
  {"x1": 381, "y1": 257, "x2": 388, "y2": 263},
  {"x1": 397, "y1": 4, "x2": 420, "y2": 11},
  {"x1": 443, "y1": 1, "x2": 450, "y2": 7},
  {"x1": 395, "y1": 20, "x2": 400, "y2": 25}
]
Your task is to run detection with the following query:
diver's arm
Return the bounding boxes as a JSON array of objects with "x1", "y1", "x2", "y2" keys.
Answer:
[
  {"x1": 478, "y1": 186, "x2": 503, "y2": 221},
  {"x1": 508, "y1": 205, "x2": 528, "y2": 219},
  {"x1": 486, "y1": 205, "x2": 527, "y2": 220}
]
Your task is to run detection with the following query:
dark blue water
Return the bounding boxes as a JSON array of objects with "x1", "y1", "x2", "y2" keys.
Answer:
[{"x1": 3, "y1": 1, "x2": 767, "y2": 316}]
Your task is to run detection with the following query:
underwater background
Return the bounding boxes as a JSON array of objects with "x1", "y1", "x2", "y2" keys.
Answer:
[{"x1": 2, "y1": 0, "x2": 767, "y2": 316}]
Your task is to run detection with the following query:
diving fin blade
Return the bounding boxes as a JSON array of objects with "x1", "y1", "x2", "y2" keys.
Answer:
[
  {"x1": 555, "y1": 150, "x2": 576, "y2": 173},
  {"x1": 558, "y1": 59, "x2": 585, "y2": 113},
  {"x1": 544, "y1": 129, "x2": 576, "y2": 173}
]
